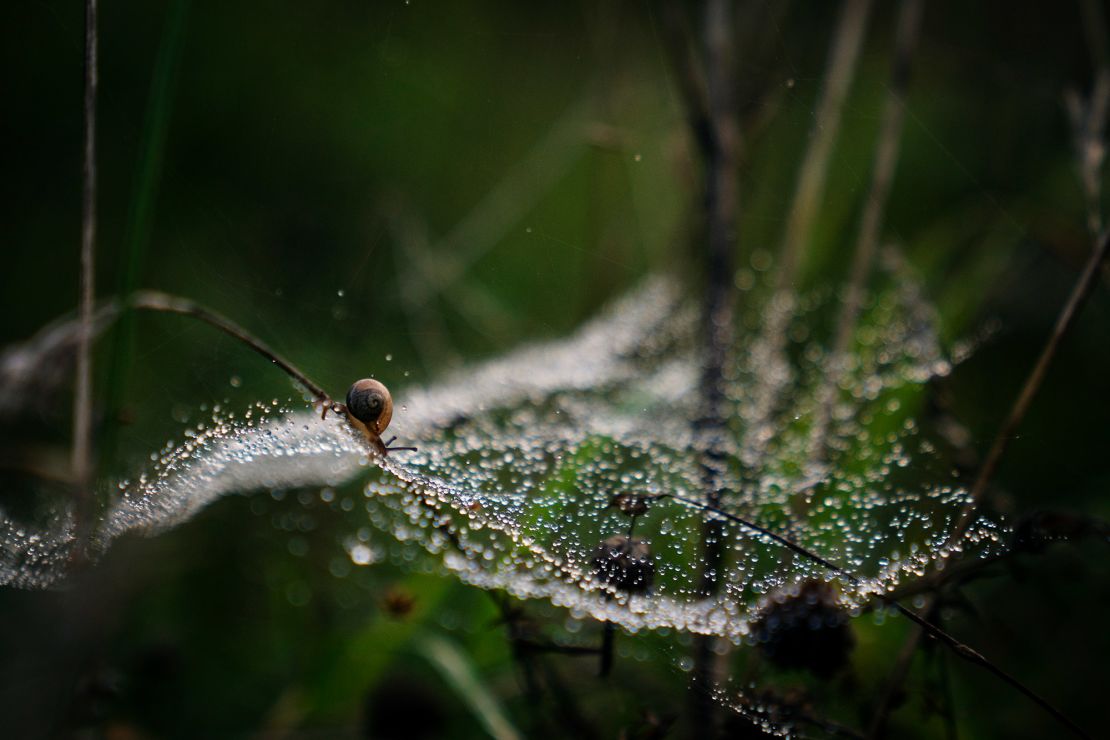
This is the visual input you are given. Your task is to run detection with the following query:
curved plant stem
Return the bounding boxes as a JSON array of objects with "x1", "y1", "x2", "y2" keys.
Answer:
[
  {"x1": 953, "y1": 227, "x2": 1110, "y2": 535},
  {"x1": 129, "y1": 291, "x2": 331, "y2": 403}
]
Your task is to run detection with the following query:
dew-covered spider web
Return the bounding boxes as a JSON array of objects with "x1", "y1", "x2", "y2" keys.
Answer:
[{"x1": 1, "y1": 265, "x2": 1006, "y2": 652}]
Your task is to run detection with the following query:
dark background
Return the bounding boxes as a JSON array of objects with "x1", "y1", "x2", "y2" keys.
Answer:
[{"x1": 1, "y1": 1, "x2": 1108, "y2": 737}]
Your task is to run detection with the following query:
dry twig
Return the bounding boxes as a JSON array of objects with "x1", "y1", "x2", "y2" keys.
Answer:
[{"x1": 73, "y1": 0, "x2": 98, "y2": 544}]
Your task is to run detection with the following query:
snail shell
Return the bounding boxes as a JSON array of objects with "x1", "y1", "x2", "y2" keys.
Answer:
[{"x1": 345, "y1": 378, "x2": 394, "y2": 436}]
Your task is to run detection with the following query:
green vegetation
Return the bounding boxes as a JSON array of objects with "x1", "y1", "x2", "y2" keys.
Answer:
[{"x1": 1, "y1": 1, "x2": 1108, "y2": 738}]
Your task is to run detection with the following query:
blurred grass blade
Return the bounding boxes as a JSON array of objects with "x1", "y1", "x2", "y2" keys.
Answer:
[
  {"x1": 417, "y1": 633, "x2": 522, "y2": 740},
  {"x1": 101, "y1": 0, "x2": 191, "y2": 469}
]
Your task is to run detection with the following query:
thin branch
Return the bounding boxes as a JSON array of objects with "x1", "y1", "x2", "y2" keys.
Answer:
[
  {"x1": 664, "y1": 493, "x2": 1090, "y2": 739},
  {"x1": 868, "y1": 234, "x2": 1110, "y2": 739},
  {"x1": 808, "y1": 0, "x2": 923, "y2": 470},
  {"x1": 869, "y1": 42, "x2": 1110, "y2": 734},
  {"x1": 659, "y1": 0, "x2": 738, "y2": 730},
  {"x1": 695, "y1": 0, "x2": 738, "y2": 592},
  {"x1": 72, "y1": 0, "x2": 98, "y2": 538},
  {"x1": 129, "y1": 291, "x2": 331, "y2": 403},
  {"x1": 951, "y1": 227, "x2": 1110, "y2": 537},
  {"x1": 599, "y1": 621, "x2": 615, "y2": 677}
]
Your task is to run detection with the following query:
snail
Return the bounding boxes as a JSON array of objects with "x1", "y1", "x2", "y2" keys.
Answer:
[{"x1": 323, "y1": 378, "x2": 416, "y2": 456}]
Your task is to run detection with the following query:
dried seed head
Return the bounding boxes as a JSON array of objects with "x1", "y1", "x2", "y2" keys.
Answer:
[
  {"x1": 346, "y1": 378, "x2": 393, "y2": 434},
  {"x1": 591, "y1": 535, "x2": 654, "y2": 594},
  {"x1": 750, "y1": 579, "x2": 854, "y2": 678},
  {"x1": 608, "y1": 492, "x2": 653, "y2": 517},
  {"x1": 381, "y1": 587, "x2": 416, "y2": 620}
]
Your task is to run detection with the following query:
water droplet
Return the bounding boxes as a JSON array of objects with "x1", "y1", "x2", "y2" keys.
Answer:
[{"x1": 348, "y1": 543, "x2": 375, "y2": 566}]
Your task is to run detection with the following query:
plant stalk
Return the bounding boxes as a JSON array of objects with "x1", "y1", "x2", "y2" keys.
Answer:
[
  {"x1": 807, "y1": 0, "x2": 923, "y2": 475},
  {"x1": 73, "y1": 0, "x2": 98, "y2": 541}
]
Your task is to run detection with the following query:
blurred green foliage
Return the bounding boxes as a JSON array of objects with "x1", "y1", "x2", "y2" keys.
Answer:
[{"x1": 2, "y1": 1, "x2": 1109, "y2": 738}]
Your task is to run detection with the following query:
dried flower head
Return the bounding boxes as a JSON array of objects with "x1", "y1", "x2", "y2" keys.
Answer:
[
  {"x1": 750, "y1": 579, "x2": 854, "y2": 678},
  {"x1": 591, "y1": 535, "x2": 655, "y2": 594}
]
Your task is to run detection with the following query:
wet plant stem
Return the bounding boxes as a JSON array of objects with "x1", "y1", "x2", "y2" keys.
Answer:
[
  {"x1": 73, "y1": 0, "x2": 98, "y2": 544},
  {"x1": 677, "y1": 0, "x2": 741, "y2": 732},
  {"x1": 659, "y1": 0, "x2": 737, "y2": 731},
  {"x1": 597, "y1": 513, "x2": 643, "y2": 677},
  {"x1": 954, "y1": 227, "x2": 1110, "y2": 533},
  {"x1": 599, "y1": 622, "x2": 615, "y2": 677}
]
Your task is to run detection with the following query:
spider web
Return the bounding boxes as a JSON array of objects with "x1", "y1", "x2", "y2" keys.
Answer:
[{"x1": 0, "y1": 271, "x2": 1006, "y2": 648}]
